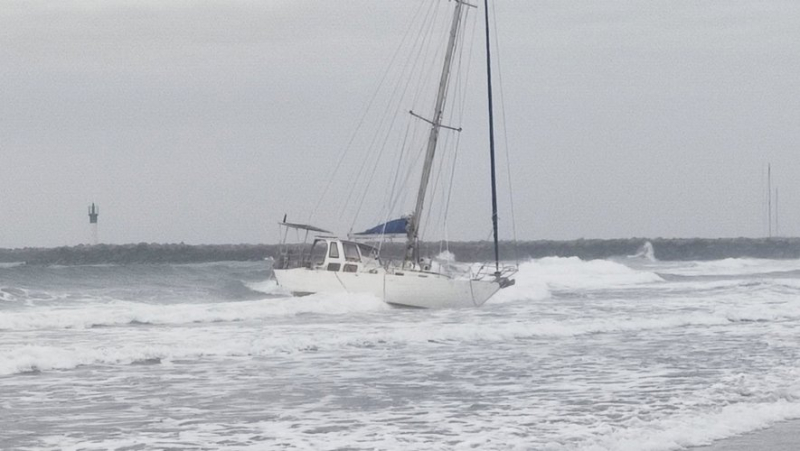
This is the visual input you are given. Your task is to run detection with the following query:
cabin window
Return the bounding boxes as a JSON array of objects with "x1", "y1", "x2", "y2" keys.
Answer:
[
  {"x1": 358, "y1": 244, "x2": 378, "y2": 259},
  {"x1": 328, "y1": 242, "x2": 340, "y2": 259},
  {"x1": 327, "y1": 263, "x2": 341, "y2": 272},
  {"x1": 309, "y1": 240, "x2": 327, "y2": 265},
  {"x1": 343, "y1": 264, "x2": 358, "y2": 273},
  {"x1": 343, "y1": 242, "x2": 361, "y2": 262}
]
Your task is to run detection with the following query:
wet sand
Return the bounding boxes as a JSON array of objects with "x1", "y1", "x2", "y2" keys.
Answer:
[{"x1": 690, "y1": 420, "x2": 800, "y2": 451}]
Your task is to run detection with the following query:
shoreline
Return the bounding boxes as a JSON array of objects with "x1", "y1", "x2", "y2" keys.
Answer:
[
  {"x1": 3, "y1": 237, "x2": 800, "y2": 266},
  {"x1": 690, "y1": 419, "x2": 800, "y2": 451}
]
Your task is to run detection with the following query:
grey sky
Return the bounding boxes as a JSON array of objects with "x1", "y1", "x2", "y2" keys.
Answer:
[{"x1": 2, "y1": 0, "x2": 799, "y2": 248}]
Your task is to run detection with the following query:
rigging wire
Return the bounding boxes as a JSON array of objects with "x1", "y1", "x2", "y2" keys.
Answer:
[
  {"x1": 381, "y1": 121, "x2": 414, "y2": 222},
  {"x1": 341, "y1": 14, "x2": 428, "y2": 223},
  {"x1": 418, "y1": 3, "x2": 475, "y2": 244},
  {"x1": 387, "y1": 136, "x2": 428, "y2": 220},
  {"x1": 307, "y1": 0, "x2": 429, "y2": 226},
  {"x1": 411, "y1": 2, "x2": 448, "y2": 112},
  {"x1": 372, "y1": 85, "x2": 431, "y2": 249},
  {"x1": 438, "y1": 7, "x2": 479, "y2": 255},
  {"x1": 422, "y1": 5, "x2": 476, "y2": 247},
  {"x1": 343, "y1": 0, "x2": 441, "y2": 226},
  {"x1": 373, "y1": 119, "x2": 414, "y2": 252},
  {"x1": 341, "y1": 0, "x2": 440, "y2": 229},
  {"x1": 348, "y1": 0, "x2": 444, "y2": 232}
]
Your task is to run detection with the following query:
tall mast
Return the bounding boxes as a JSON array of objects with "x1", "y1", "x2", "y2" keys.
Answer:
[
  {"x1": 405, "y1": 1, "x2": 467, "y2": 264},
  {"x1": 483, "y1": 0, "x2": 500, "y2": 275}
]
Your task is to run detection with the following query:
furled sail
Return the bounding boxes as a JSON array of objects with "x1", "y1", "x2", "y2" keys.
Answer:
[{"x1": 355, "y1": 217, "x2": 409, "y2": 236}]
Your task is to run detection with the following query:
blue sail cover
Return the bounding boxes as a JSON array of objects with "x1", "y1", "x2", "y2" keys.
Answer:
[{"x1": 356, "y1": 217, "x2": 408, "y2": 236}]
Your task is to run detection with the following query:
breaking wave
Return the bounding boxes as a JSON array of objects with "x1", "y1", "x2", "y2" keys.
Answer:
[
  {"x1": 657, "y1": 258, "x2": 800, "y2": 277},
  {"x1": 510, "y1": 256, "x2": 663, "y2": 292},
  {"x1": 629, "y1": 241, "x2": 657, "y2": 262},
  {"x1": 0, "y1": 293, "x2": 388, "y2": 332},
  {"x1": 4, "y1": 302, "x2": 798, "y2": 377},
  {"x1": 578, "y1": 399, "x2": 800, "y2": 451}
]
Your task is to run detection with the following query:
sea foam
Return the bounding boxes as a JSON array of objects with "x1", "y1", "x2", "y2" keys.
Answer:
[
  {"x1": 4, "y1": 258, "x2": 800, "y2": 451},
  {"x1": 0, "y1": 293, "x2": 388, "y2": 332},
  {"x1": 659, "y1": 258, "x2": 800, "y2": 277},
  {"x1": 511, "y1": 257, "x2": 663, "y2": 292}
]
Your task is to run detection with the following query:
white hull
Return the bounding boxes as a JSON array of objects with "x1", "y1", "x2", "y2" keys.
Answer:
[{"x1": 274, "y1": 268, "x2": 500, "y2": 308}]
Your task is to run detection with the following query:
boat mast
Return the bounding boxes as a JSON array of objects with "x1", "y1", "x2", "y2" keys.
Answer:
[
  {"x1": 776, "y1": 186, "x2": 780, "y2": 237},
  {"x1": 768, "y1": 163, "x2": 772, "y2": 238},
  {"x1": 483, "y1": 0, "x2": 500, "y2": 275},
  {"x1": 405, "y1": 0, "x2": 467, "y2": 264}
]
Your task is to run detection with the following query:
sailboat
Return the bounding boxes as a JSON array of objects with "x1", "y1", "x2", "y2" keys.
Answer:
[{"x1": 273, "y1": 0, "x2": 516, "y2": 308}]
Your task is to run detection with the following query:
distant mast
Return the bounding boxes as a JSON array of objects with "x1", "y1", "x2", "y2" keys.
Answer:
[
  {"x1": 775, "y1": 187, "x2": 779, "y2": 237},
  {"x1": 767, "y1": 163, "x2": 772, "y2": 238},
  {"x1": 88, "y1": 203, "x2": 99, "y2": 245}
]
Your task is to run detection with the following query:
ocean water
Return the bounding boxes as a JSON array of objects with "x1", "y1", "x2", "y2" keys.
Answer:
[{"x1": 2, "y1": 256, "x2": 800, "y2": 450}]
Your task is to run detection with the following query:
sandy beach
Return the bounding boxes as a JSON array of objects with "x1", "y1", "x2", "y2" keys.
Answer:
[{"x1": 691, "y1": 420, "x2": 800, "y2": 451}]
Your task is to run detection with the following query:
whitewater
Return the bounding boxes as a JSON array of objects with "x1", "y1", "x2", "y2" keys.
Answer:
[{"x1": 2, "y1": 256, "x2": 800, "y2": 450}]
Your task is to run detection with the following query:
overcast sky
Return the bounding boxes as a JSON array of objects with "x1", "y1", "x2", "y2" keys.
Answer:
[{"x1": 2, "y1": 0, "x2": 799, "y2": 248}]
